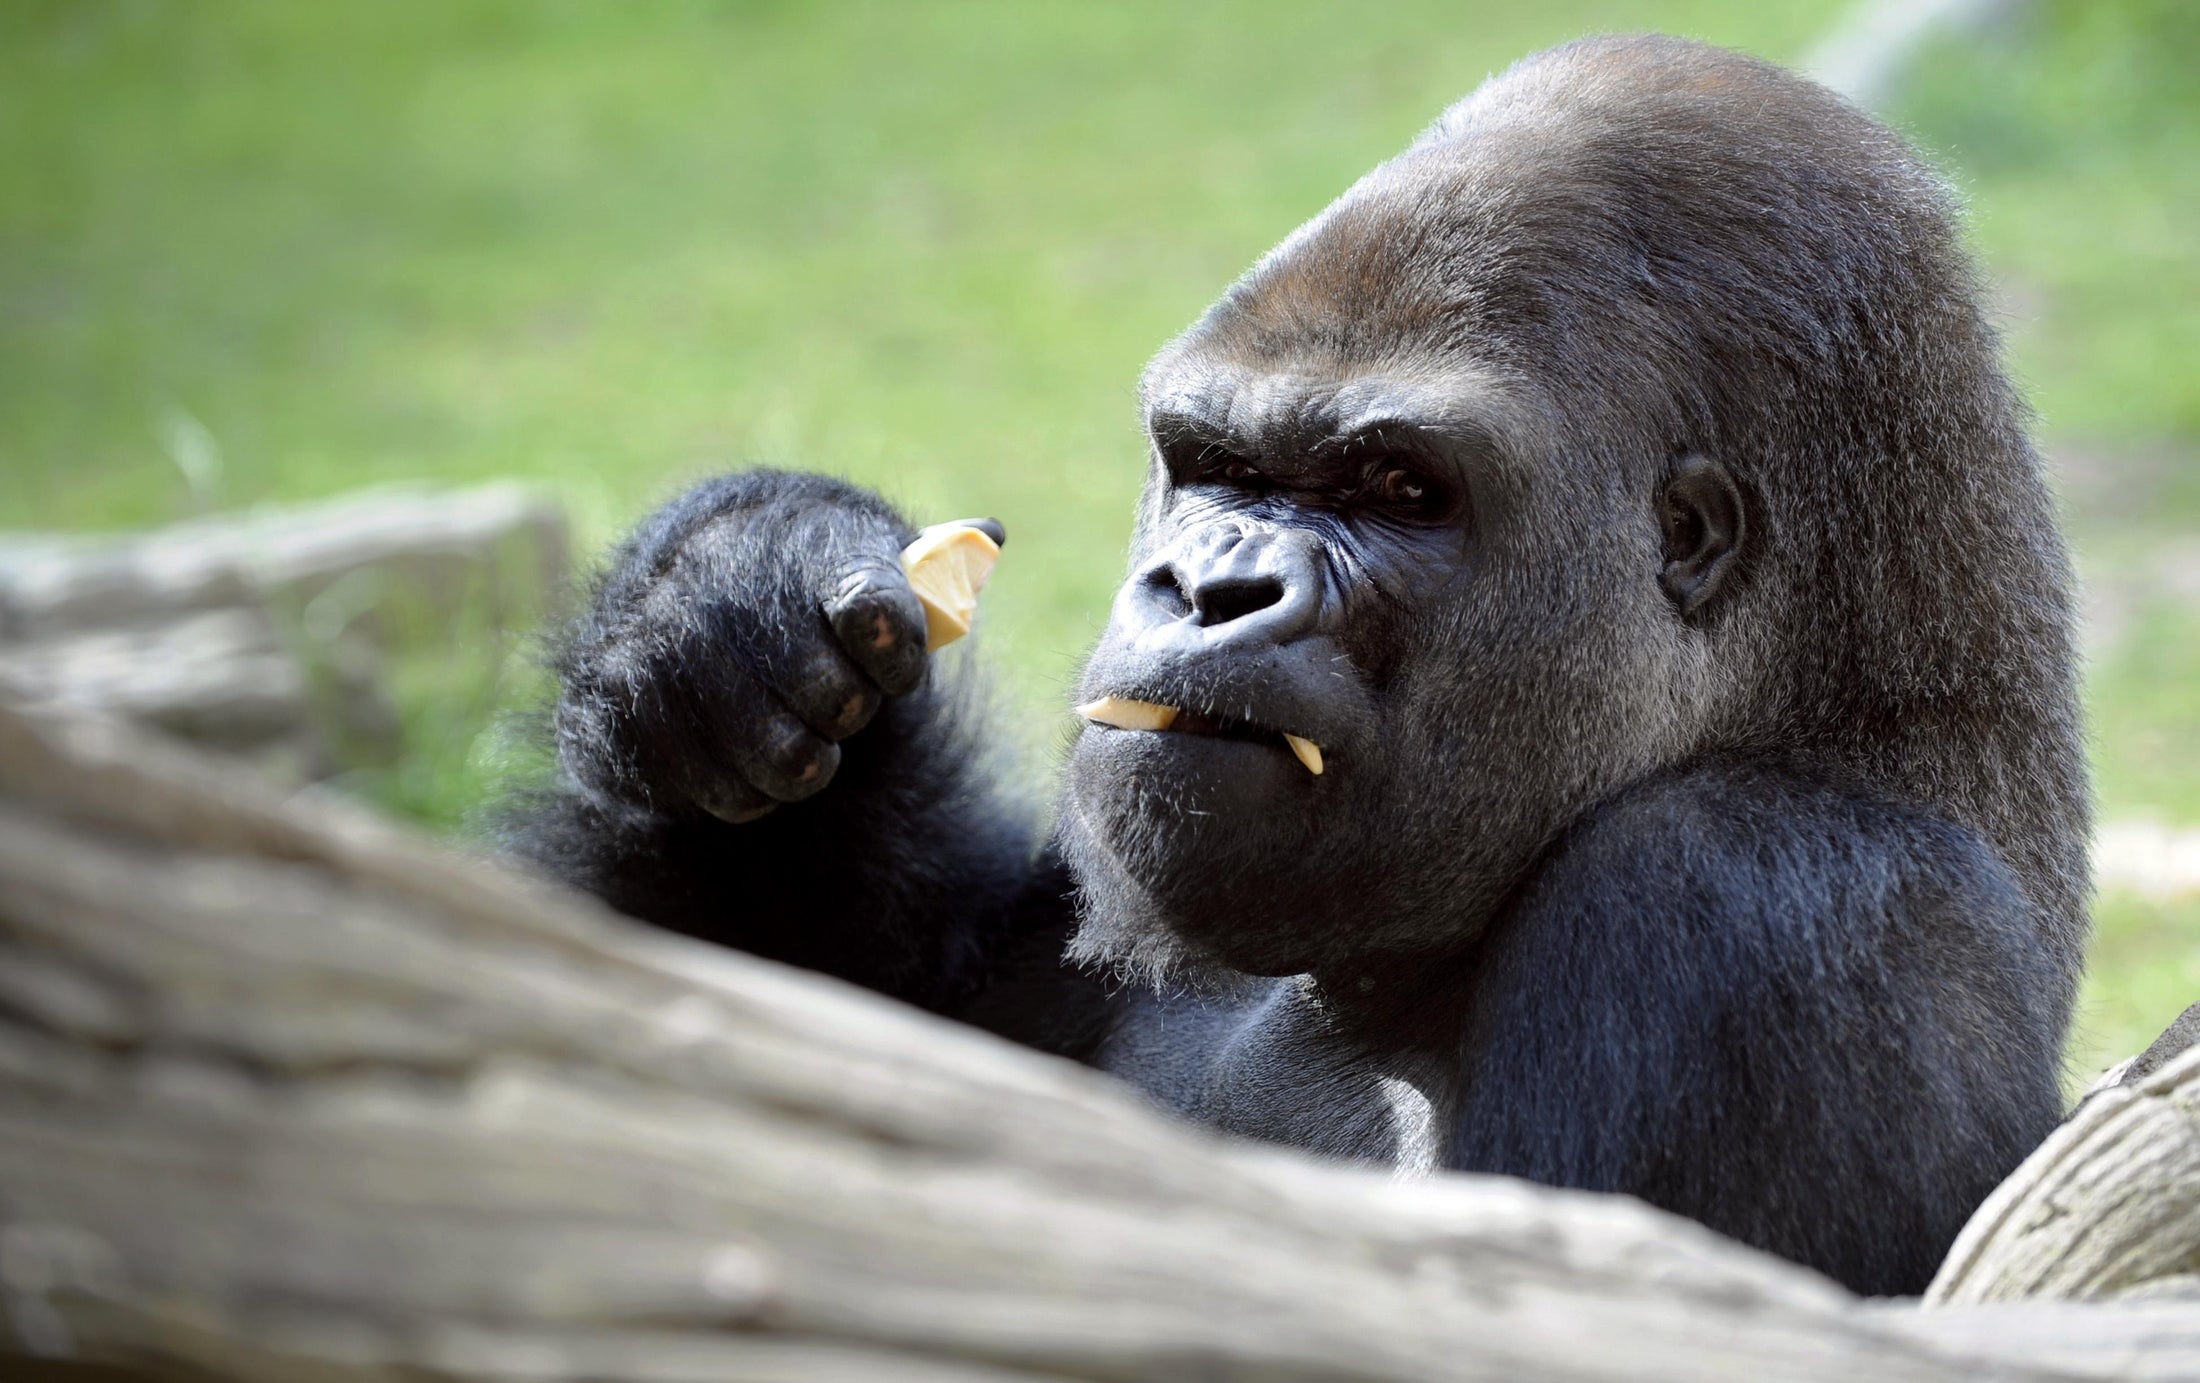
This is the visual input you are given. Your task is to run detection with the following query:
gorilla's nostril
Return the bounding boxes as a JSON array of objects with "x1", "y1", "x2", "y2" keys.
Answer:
[
  {"x1": 1195, "y1": 575, "x2": 1286, "y2": 627},
  {"x1": 1143, "y1": 565, "x2": 1193, "y2": 619}
]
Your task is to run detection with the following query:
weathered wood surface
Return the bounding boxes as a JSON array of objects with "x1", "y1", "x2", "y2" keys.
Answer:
[
  {"x1": 0, "y1": 699, "x2": 2196, "y2": 1382},
  {"x1": 1930, "y1": 1024, "x2": 2200, "y2": 1305},
  {"x1": 0, "y1": 485, "x2": 562, "y2": 775},
  {"x1": 0, "y1": 483, "x2": 567, "y2": 643},
  {"x1": 0, "y1": 607, "x2": 307, "y2": 752}
]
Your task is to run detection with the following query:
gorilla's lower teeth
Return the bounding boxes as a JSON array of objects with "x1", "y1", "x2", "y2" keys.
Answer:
[
  {"x1": 1076, "y1": 695, "x2": 1180, "y2": 731},
  {"x1": 1283, "y1": 734, "x2": 1325, "y2": 776}
]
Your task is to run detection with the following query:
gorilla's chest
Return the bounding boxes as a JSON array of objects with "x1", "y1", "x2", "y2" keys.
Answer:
[{"x1": 1096, "y1": 977, "x2": 1460, "y2": 1172}]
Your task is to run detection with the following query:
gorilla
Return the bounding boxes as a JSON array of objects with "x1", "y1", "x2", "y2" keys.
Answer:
[{"x1": 512, "y1": 35, "x2": 2089, "y2": 1296}]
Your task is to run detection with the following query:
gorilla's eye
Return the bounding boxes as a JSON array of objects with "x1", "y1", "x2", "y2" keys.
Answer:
[
  {"x1": 1220, "y1": 459, "x2": 1262, "y2": 484},
  {"x1": 1368, "y1": 463, "x2": 1449, "y2": 519},
  {"x1": 1377, "y1": 468, "x2": 1426, "y2": 503}
]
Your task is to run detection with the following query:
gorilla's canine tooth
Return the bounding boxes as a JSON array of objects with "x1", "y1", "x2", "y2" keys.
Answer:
[
  {"x1": 899, "y1": 522, "x2": 1001, "y2": 650},
  {"x1": 1283, "y1": 734, "x2": 1324, "y2": 775},
  {"x1": 1075, "y1": 696, "x2": 1180, "y2": 731}
]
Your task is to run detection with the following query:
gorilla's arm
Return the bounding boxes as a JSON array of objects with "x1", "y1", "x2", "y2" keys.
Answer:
[
  {"x1": 505, "y1": 471, "x2": 1074, "y2": 1018},
  {"x1": 1449, "y1": 760, "x2": 2068, "y2": 1297}
]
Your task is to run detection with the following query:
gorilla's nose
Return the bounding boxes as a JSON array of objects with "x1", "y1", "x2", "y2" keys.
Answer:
[{"x1": 1119, "y1": 523, "x2": 1324, "y2": 653}]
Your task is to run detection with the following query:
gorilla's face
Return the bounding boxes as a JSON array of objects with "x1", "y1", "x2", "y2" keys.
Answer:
[
  {"x1": 1061, "y1": 360, "x2": 1496, "y2": 981},
  {"x1": 1058, "y1": 138, "x2": 1746, "y2": 985}
]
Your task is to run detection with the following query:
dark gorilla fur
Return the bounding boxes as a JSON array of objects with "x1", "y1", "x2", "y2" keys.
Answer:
[{"x1": 508, "y1": 36, "x2": 2089, "y2": 1297}]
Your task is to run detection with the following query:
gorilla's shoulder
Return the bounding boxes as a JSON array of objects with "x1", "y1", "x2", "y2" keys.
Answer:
[{"x1": 1529, "y1": 757, "x2": 2048, "y2": 962}]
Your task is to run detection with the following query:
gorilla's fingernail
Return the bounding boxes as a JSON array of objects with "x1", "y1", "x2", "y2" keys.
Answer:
[
  {"x1": 837, "y1": 692, "x2": 869, "y2": 730},
  {"x1": 1076, "y1": 696, "x2": 1180, "y2": 731},
  {"x1": 1283, "y1": 734, "x2": 1324, "y2": 775},
  {"x1": 704, "y1": 799, "x2": 777, "y2": 825}
]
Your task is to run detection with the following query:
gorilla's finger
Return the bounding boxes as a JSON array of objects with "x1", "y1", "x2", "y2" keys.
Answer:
[
  {"x1": 692, "y1": 776, "x2": 777, "y2": 826},
  {"x1": 759, "y1": 636, "x2": 882, "y2": 741},
  {"x1": 734, "y1": 711, "x2": 843, "y2": 803},
  {"x1": 823, "y1": 562, "x2": 931, "y2": 696},
  {"x1": 674, "y1": 653, "x2": 846, "y2": 803},
  {"x1": 610, "y1": 666, "x2": 783, "y2": 822}
]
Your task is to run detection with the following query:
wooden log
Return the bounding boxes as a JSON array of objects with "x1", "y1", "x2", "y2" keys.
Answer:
[
  {"x1": 1928, "y1": 1030, "x2": 2200, "y2": 1304},
  {"x1": 0, "y1": 607, "x2": 308, "y2": 753},
  {"x1": 0, "y1": 698, "x2": 2195, "y2": 1382},
  {"x1": 0, "y1": 485, "x2": 561, "y2": 776},
  {"x1": 0, "y1": 483, "x2": 568, "y2": 644}
]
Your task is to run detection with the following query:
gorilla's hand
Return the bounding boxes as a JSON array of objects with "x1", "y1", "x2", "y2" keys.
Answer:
[{"x1": 554, "y1": 471, "x2": 1001, "y2": 824}]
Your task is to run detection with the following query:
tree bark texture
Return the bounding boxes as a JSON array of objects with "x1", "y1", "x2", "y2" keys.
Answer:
[{"x1": 0, "y1": 699, "x2": 2195, "y2": 1382}]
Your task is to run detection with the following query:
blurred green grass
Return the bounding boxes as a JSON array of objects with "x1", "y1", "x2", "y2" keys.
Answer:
[
  {"x1": 1888, "y1": 1, "x2": 2200, "y2": 1077},
  {"x1": 3, "y1": 0, "x2": 2195, "y2": 1080}
]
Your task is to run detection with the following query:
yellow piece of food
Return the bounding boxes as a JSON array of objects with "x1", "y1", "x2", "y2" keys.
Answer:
[
  {"x1": 1282, "y1": 733, "x2": 1324, "y2": 775},
  {"x1": 1075, "y1": 696, "x2": 1180, "y2": 731},
  {"x1": 899, "y1": 523, "x2": 1001, "y2": 650}
]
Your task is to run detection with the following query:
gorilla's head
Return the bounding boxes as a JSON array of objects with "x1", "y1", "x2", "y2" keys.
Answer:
[{"x1": 1060, "y1": 35, "x2": 2087, "y2": 993}]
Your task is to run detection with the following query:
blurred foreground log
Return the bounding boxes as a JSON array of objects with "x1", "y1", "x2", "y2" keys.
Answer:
[{"x1": 2, "y1": 700, "x2": 2198, "y2": 1382}]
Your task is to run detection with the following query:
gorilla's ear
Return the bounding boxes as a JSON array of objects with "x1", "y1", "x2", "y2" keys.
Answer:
[{"x1": 1658, "y1": 454, "x2": 1745, "y2": 618}]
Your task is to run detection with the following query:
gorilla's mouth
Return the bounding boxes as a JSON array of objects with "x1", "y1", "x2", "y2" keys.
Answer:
[{"x1": 1076, "y1": 695, "x2": 1325, "y2": 775}]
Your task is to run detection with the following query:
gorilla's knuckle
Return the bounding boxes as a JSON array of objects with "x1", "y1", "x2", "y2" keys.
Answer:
[
  {"x1": 787, "y1": 652, "x2": 879, "y2": 737},
  {"x1": 826, "y1": 566, "x2": 917, "y2": 634},
  {"x1": 827, "y1": 582, "x2": 928, "y2": 693},
  {"x1": 748, "y1": 722, "x2": 840, "y2": 800},
  {"x1": 828, "y1": 549, "x2": 902, "y2": 595},
  {"x1": 788, "y1": 640, "x2": 858, "y2": 693}
]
